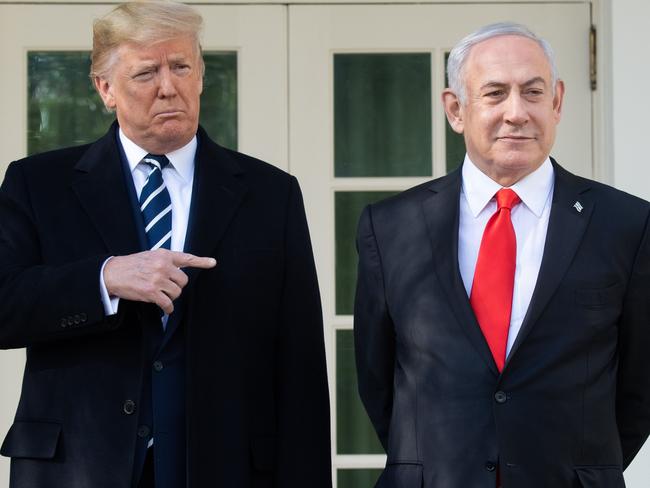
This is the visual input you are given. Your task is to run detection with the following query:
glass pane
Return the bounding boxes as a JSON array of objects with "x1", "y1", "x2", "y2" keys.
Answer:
[
  {"x1": 338, "y1": 469, "x2": 383, "y2": 488},
  {"x1": 27, "y1": 51, "x2": 114, "y2": 155},
  {"x1": 334, "y1": 53, "x2": 432, "y2": 177},
  {"x1": 337, "y1": 330, "x2": 384, "y2": 454},
  {"x1": 335, "y1": 191, "x2": 396, "y2": 315},
  {"x1": 200, "y1": 52, "x2": 237, "y2": 151},
  {"x1": 444, "y1": 52, "x2": 466, "y2": 173},
  {"x1": 27, "y1": 51, "x2": 237, "y2": 156}
]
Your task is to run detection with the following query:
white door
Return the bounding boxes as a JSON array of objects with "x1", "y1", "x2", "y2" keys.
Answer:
[
  {"x1": 289, "y1": 4, "x2": 592, "y2": 486},
  {"x1": 0, "y1": 4, "x2": 287, "y2": 484}
]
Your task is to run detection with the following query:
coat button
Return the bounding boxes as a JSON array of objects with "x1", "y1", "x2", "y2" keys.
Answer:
[
  {"x1": 137, "y1": 425, "x2": 151, "y2": 438},
  {"x1": 73, "y1": 314, "x2": 81, "y2": 325},
  {"x1": 485, "y1": 461, "x2": 496, "y2": 472},
  {"x1": 67, "y1": 317, "x2": 75, "y2": 327},
  {"x1": 153, "y1": 361, "x2": 163, "y2": 372},
  {"x1": 60, "y1": 318, "x2": 68, "y2": 328},
  {"x1": 494, "y1": 391, "x2": 508, "y2": 404},
  {"x1": 123, "y1": 400, "x2": 136, "y2": 415},
  {"x1": 80, "y1": 312, "x2": 87, "y2": 322}
]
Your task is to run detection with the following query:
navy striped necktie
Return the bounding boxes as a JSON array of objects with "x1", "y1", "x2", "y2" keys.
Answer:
[{"x1": 139, "y1": 154, "x2": 172, "y2": 250}]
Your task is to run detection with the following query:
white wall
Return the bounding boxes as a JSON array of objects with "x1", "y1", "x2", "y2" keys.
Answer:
[
  {"x1": 612, "y1": 0, "x2": 650, "y2": 200},
  {"x1": 611, "y1": 0, "x2": 650, "y2": 485}
]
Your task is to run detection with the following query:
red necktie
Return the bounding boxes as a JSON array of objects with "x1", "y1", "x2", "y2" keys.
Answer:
[{"x1": 470, "y1": 188, "x2": 521, "y2": 372}]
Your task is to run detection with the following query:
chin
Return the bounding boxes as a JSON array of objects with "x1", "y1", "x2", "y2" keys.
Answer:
[
  {"x1": 498, "y1": 151, "x2": 542, "y2": 168},
  {"x1": 157, "y1": 123, "x2": 195, "y2": 143}
]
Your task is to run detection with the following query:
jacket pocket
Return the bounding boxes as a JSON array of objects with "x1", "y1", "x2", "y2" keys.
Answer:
[
  {"x1": 575, "y1": 283, "x2": 624, "y2": 309},
  {"x1": 575, "y1": 465, "x2": 625, "y2": 488},
  {"x1": 0, "y1": 421, "x2": 61, "y2": 459},
  {"x1": 376, "y1": 461, "x2": 423, "y2": 488},
  {"x1": 250, "y1": 437, "x2": 276, "y2": 472}
]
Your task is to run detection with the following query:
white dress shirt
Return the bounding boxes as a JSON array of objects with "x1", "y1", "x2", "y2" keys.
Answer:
[
  {"x1": 458, "y1": 155, "x2": 554, "y2": 357},
  {"x1": 99, "y1": 129, "x2": 196, "y2": 316}
]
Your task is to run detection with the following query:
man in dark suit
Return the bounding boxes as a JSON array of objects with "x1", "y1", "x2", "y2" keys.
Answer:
[
  {"x1": 354, "y1": 22, "x2": 650, "y2": 488},
  {"x1": 0, "y1": 2, "x2": 331, "y2": 487}
]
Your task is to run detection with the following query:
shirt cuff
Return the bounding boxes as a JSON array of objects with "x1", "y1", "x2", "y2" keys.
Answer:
[{"x1": 100, "y1": 257, "x2": 120, "y2": 316}]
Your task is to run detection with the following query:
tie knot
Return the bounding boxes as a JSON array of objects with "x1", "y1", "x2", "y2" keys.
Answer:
[
  {"x1": 496, "y1": 188, "x2": 521, "y2": 210},
  {"x1": 142, "y1": 153, "x2": 170, "y2": 171}
]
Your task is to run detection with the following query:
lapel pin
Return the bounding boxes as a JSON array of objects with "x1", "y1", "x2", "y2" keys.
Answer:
[{"x1": 573, "y1": 201, "x2": 584, "y2": 213}]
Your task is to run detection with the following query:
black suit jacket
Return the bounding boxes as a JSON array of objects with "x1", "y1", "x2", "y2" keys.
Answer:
[
  {"x1": 0, "y1": 124, "x2": 332, "y2": 488},
  {"x1": 354, "y1": 160, "x2": 650, "y2": 488}
]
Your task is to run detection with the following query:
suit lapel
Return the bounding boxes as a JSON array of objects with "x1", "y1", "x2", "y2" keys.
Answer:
[
  {"x1": 421, "y1": 170, "x2": 499, "y2": 376},
  {"x1": 505, "y1": 161, "x2": 594, "y2": 367},
  {"x1": 71, "y1": 124, "x2": 141, "y2": 256}
]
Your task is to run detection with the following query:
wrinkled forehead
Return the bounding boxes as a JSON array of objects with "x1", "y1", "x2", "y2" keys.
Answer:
[
  {"x1": 106, "y1": 36, "x2": 202, "y2": 76},
  {"x1": 464, "y1": 35, "x2": 553, "y2": 84}
]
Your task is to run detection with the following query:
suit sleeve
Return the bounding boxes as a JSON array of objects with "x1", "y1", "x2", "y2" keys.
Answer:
[
  {"x1": 0, "y1": 161, "x2": 123, "y2": 349},
  {"x1": 354, "y1": 205, "x2": 395, "y2": 451},
  {"x1": 616, "y1": 210, "x2": 650, "y2": 469},
  {"x1": 275, "y1": 176, "x2": 332, "y2": 487}
]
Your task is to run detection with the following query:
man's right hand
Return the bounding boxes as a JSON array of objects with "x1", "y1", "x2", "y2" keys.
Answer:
[{"x1": 103, "y1": 249, "x2": 217, "y2": 314}]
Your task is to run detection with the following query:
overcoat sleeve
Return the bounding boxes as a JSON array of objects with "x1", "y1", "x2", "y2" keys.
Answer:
[
  {"x1": 354, "y1": 205, "x2": 395, "y2": 451},
  {"x1": 275, "y1": 176, "x2": 332, "y2": 487},
  {"x1": 616, "y1": 211, "x2": 650, "y2": 469},
  {"x1": 0, "y1": 161, "x2": 122, "y2": 349}
]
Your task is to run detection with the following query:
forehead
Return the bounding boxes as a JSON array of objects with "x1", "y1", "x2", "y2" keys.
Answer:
[
  {"x1": 464, "y1": 35, "x2": 552, "y2": 84},
  {"x1": 116, "y1": 36, "x2": 198, "y2": 66}
]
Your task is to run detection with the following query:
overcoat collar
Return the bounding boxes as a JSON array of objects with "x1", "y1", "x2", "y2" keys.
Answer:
[
  {"x1": 71, "y1": 123, "x2": 248, "y2": 343},
  {"x1": 71, "y1": 122, "x2": 247, "y2": 261},
  {"x1": 182, "y1": 125, "x2": 247, "y2": 280},
  {"x1": 71, "y1": 122, "x2": 142, "y2": 257}
]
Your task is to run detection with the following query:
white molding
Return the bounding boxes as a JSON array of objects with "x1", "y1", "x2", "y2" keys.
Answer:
[
  {"x1": 590, "y1": 0, "x2": 614, "y2": 184},
  {"x1": 335, "y1": 454, "x2": 387, "y2": 469},
  {"x1": 0, "y1": 0, "x2": 590, "y2": 4}
]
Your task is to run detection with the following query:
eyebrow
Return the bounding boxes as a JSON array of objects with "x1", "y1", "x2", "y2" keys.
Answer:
[{"x1": 480, "y1": 77, "x2": 548, "y2": 90}]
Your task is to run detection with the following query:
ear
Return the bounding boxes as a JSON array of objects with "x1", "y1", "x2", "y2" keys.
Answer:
[
  {"x1": 94, "y1": 76, "x2": 116, "y2": 111},
  {"x1": 552, "y1": 79, "x2": 565, "y2": 123},
  {"x1": 442, "y1": 88, "x2": 464, "y2": 134}
]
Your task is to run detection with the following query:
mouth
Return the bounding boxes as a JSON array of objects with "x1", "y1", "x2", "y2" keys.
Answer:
[
  {"x1": 154, "y1": 110, "x2": 184, "y2": 118},
  {"x1": 497, "y1": 135, "x2": 535, "y2": 142}
]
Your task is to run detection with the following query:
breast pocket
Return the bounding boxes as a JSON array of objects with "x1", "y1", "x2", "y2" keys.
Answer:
[{"x1": 575, "y1": 283, "x2": 624, "y2": 310}]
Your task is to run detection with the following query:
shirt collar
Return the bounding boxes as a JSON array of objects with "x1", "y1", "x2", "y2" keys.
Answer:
[
  {"x1": 461, "y1": 154, "x2": 554, "y2": 218},
  {"x1": 118, "y1": 128, "x2": 197, "y2": 183}
]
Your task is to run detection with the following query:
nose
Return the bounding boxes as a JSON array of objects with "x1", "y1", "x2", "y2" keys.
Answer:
[
  {"x1": 157, "y1": 67, "x2": 177, "y2": 99},
  {"x1": 503, "y1": 91, "x2": 528, "y2": 127}
]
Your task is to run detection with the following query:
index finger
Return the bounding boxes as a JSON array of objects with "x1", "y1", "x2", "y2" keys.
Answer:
[{"x1": 170, "y1": 252, "x2": 217, "y2": 269}]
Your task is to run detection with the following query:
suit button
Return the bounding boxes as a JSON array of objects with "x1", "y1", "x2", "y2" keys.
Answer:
[
  {"x1": 137, "y1": 425, "x2": 150, "y2": 438},
  {"x1": 123, "y1": 400, "x2": 136, "y2": 415},
  {"x1": 80, "y1": 312, "x2": 87, "y2": 322},
  {"x1": 494, "y1": 391, "x2": 508, "y2": 404},
  {"x1": 485, "y1": 461, "x2": 496, "y2": 472},
  {"x1": 67, "y1": 317, "x2": 75, "y2": 327},
  {"x1": 73, "y1": 314, "x2": 81, "y2": 325},
  {"x1": 60, "y1": 318, "x2": 68, "y2": 328},
  {"x1": 153, "y1": 361, "x2": 163, "y2": 372}
]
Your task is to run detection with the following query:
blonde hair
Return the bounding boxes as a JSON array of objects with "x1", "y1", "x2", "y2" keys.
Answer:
[{"x1": 91, "y1": 0, "x2": 204, "y2": 80}]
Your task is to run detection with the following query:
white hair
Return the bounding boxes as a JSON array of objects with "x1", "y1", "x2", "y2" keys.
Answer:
[{"x1": 446, "y1": 22, "x2": 559, "y2": 105}]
